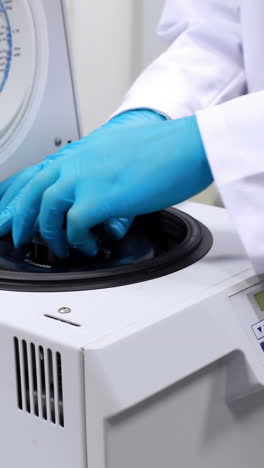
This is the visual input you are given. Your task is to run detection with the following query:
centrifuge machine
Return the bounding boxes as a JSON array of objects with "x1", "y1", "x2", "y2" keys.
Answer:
[{"x1": 1, "y1": 1, "x2": 264, "y2": 468}]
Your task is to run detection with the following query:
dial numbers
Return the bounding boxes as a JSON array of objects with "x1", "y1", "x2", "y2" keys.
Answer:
[
  {"x1": 0, "y1": 1, "x2": 12, "y2": 92},
  {"x1": 0, "y1": 0, "x2": 37, "y2": 145}
]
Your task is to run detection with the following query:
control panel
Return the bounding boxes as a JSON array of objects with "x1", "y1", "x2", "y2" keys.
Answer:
[{"x1": 230, "y1": 280, "x2": 264, "y2": 361}]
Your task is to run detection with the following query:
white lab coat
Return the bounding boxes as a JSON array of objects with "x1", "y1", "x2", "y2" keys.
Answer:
[{"x1": 114, "y1": 0, "x2": 264, "y2": 274}]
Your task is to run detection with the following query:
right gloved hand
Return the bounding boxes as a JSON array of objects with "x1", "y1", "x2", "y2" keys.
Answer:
[
  {"x1": 10, "y1": 114, "x2": 213, "y2": 258},
  {"x1": 0, "y1": 109, "x2": 165, "y2": 251}
]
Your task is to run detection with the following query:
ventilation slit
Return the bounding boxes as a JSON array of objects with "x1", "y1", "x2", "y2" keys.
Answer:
[
  {"x1": 35, "y1": 343, "x2": 43, "y2": 418},
  {"x1": 13, "y1": 338, "x2": 64, "y2": 427},
  {"x1": 27, "y1": 342, "x2": 35, "y2": 414},
  {"x1": 48, "y1": 349, "x2": 56, "y2": 424},
  {"x1": 39, "y1": 346, "x2": 47, "y2": 420},
  {"x1": 14, "y1": 338, "x2": 22, "y2": 410},
  {"x1": 56, "y1": 352, "x2": 64, "y2": 427},
  {"x1": 22, "y1": 340, "x2": 31, "y2": 413},
  {"x1": 30, "y1": 344, "x2": 39, "y2": 416},
  {"x1": 44, "y1": 348, "x2": 51, "y2": 421},
  {"x1": 53, "y1": 350, "x2": 60, "y2": 424}
]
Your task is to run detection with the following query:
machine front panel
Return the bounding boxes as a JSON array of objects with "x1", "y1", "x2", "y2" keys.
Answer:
[{"x1": 0, "y1": 325, "x2": 87, "y2": 467}]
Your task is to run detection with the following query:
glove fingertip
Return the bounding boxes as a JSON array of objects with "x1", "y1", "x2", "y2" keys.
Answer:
[
  {"x1": 73, "y1": 239, "x2": 99, "y2": 257},
  {"x1": 106, "y1": 218, "x2": 132, "y2": 240},
  {"x1": 47, "y1": 240, "x2": 70, "y2": 259},
  {"x1": 110, "y1": 226, "x2": 126, "y2": 240},
  {"x1": 0, "y1": 212, "x2": 12, "y2": 237},
  {"x1": 53, "y1": 246, "x2": 70, "y2": 259},
  {"x1": 12, "y1": 232, "x2": 21, "y2": 249},
  {"x1": 12, "y1": 221, "x2": 28, "y2": 248}
]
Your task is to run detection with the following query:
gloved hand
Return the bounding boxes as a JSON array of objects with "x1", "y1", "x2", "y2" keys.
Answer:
[
  {"x1": 0, "y1": 113, "x2": 213, "y2": 257},
  {"x1": 0, "y1": 109, "x2": 165, "y2": 256}
]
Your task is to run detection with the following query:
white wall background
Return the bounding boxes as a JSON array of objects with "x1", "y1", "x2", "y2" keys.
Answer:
[
  {"x1": 65, "y1": 0, "x2": 166, "y2": 134},
  {"x1": 65, "y1": 0, "x2": 136, "y2": 135},
  {"x1": 140, "y1": 0, "x2": 166, "y2": 70}
]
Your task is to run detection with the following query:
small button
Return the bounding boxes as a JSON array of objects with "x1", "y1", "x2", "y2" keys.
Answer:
[
  {"x1": 58, "y1": 307, "x2": 71, "y2": 314},
  {"x1": 252, "y1": 320, "x2": 264, "y2": 340},
  {"x1": 55, "y1": 137, "x2": 62, "y2": 147}
]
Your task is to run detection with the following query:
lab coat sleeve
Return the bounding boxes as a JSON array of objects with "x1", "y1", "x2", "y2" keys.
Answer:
[
  {"x1": 112, "y1": 1, "x2": 264, "y2": 273},
  {"x1": 113, "y1": 0, "x2": 246, "y2": 119},
  {"x1": 197, "y1": 92, "x2": 264, "y2": 275}
]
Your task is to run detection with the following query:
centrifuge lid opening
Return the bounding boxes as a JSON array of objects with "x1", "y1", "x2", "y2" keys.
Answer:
[{"x1": 0, "y1": 208, "x2": 213, "y2": 292}]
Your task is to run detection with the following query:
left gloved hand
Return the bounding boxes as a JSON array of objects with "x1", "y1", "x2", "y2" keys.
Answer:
[
  {"x1": 0, "y1": 109, "x2": 166, "y2": 256},
  {"x1": 0, "y1": 109, "x2": 166, "y2": 257}
]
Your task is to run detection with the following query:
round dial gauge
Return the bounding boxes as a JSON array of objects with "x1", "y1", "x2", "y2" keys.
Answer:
[
  {"x1": 0, "y1": 2, "x2": 12, "y2": 93},
  {"x1": 0, "y1": 0, "x2": 36, "y2": 147}
]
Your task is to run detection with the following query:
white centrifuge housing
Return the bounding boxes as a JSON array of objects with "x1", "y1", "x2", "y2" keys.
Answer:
[{"x1": 1, "y1": 2, "x2": 264, "y2": 468}]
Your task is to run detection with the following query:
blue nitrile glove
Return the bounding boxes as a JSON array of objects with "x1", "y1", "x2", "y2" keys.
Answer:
[
  {"x1": 6, "y1": 114, "x2": 213, "y2": 258},
  {"x1": 0, "y1": 109, "x2": 165, "y2": 255}
]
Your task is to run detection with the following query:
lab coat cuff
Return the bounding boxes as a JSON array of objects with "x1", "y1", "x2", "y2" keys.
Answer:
[
  {"x1": 110, "y1": 105, "x2": 172, "y2": 122},
  {"x1": 110, "y1": 94, "x2": 195, "y2": 122}
]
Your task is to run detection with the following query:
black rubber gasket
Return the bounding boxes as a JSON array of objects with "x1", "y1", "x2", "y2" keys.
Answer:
[{"x1": 0, "y1": 208, "x2": 213, "y2": 292}]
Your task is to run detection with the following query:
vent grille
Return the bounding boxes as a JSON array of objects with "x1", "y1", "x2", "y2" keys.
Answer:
[{"x1": 14, "y1": 338, "x2": 64, "y2": 427}]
